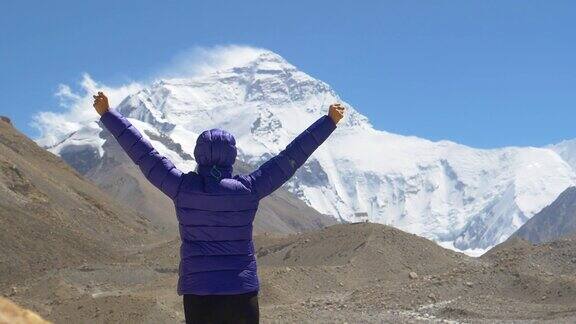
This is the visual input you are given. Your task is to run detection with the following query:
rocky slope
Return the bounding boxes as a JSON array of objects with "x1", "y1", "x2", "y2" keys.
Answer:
[
  {"x1": 511, "y1": 186, "x2": 576, "y2": 243},
  {"x1": 0, "y1": 117, "x2": 159, "y2": 287},
  {"x1": 35, "y1": 48, "x2": 576, "y2": 253}
]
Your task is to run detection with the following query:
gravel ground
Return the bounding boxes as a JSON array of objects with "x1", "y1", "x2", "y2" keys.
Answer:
[{"x1": 3, "y1": 223, "x2": 576, "y2": 323}]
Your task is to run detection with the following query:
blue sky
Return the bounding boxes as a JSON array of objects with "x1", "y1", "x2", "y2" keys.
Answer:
[{"x1": 1, "y1": 0, "x2": 575, "y2": 148}]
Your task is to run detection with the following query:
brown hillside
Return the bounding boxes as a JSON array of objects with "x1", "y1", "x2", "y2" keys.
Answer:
[{"x1": 0, "y1": 118, "x2": 159, "y2": 287}]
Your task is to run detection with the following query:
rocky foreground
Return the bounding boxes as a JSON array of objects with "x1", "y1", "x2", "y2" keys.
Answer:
[
  {"x1": 0, "y1": 297, "x2": 51, "y2": 324},
  {"x1": 2, "y1": 223, "x2": 576, "y2": 323}
]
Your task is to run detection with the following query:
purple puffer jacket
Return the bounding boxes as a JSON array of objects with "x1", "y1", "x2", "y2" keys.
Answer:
[{"x1": 100, "y1": 109, "x2": 336, "y2": 295}]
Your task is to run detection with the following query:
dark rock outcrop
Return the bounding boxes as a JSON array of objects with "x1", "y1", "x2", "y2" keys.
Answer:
[{"x1": 512, "y1": 186, "x2": 576, "y2": 244}]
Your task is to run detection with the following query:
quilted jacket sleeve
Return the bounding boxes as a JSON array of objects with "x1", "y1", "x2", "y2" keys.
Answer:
[
  {"x1": 248, "y1": 115, "x2": 337, "y2": 200},
  {"x1": 100, "y1": 109, "x2": 184, "y2": 199}
]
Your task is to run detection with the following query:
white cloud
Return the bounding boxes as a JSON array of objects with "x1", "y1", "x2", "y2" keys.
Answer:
[
  {"x1": 33, "y1": 73, "x2": 143, "y2": 147},
  {"x1": 155, "y1": 45, "x2": 267, "y2": 78},
  {"x1": 32, "y1": 45, "x2": 268, "y2": 147}
]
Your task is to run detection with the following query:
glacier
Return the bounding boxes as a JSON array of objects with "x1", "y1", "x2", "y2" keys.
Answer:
[{"x1": 34, "y1": 48, "x2": 576, "y2": 255}]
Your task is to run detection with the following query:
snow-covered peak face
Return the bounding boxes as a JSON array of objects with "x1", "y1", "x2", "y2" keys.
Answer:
[
  {"x1": 233, "y1": 50, "x2": 295, "y2": 72},
  {"x1": 116, "y1": 49, "x2": 369, "y2": 136}
]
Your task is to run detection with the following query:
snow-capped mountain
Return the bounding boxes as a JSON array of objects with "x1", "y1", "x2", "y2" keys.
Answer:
[
  {"x1": 36, "y1": 49, "x2": 576, "y2": 255},
  {"x1": 550, "y1": 139, "x2": 576, "y2": 171}
]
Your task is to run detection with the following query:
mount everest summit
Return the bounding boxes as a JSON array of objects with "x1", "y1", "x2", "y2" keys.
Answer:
[{"x1": 35, "y1": 48, "x2": 576, "y2": 255}]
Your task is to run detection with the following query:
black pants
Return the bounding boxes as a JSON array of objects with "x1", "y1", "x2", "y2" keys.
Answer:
[{"x1": 183, "y1": 291, "x2": 259, "y2": 324}]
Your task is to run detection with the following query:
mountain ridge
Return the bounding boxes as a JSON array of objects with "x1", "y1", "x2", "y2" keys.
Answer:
[{"x1": 511, "y1": 186, "x2": 576, "y2": 244}]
